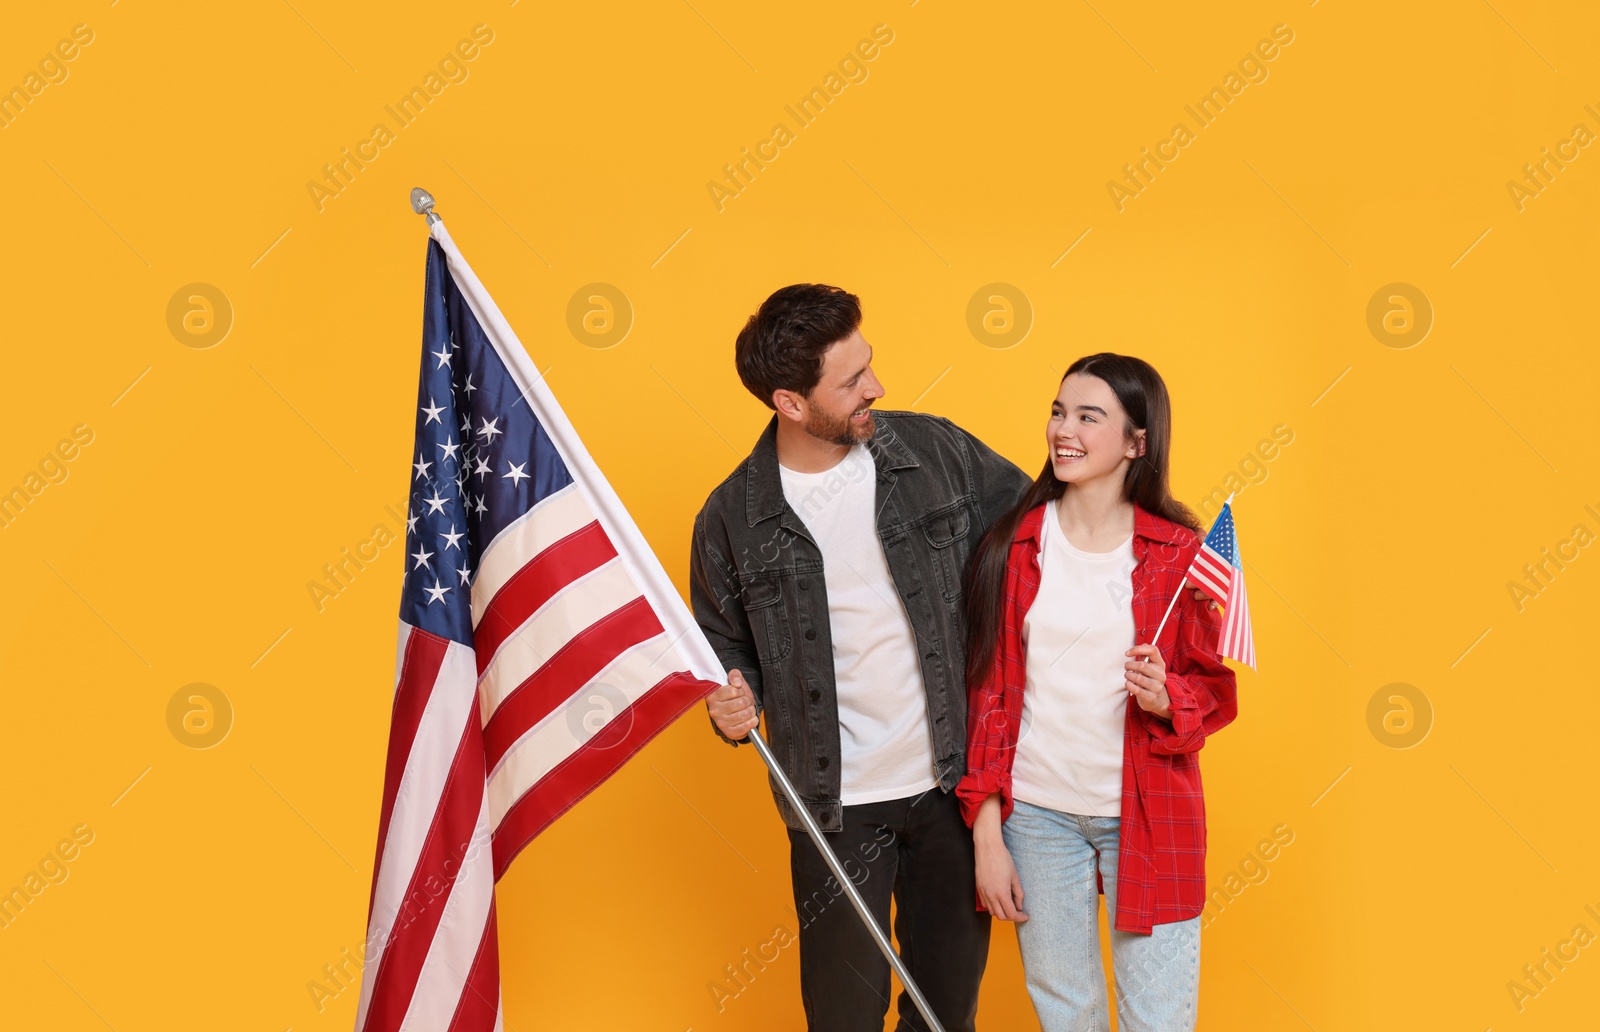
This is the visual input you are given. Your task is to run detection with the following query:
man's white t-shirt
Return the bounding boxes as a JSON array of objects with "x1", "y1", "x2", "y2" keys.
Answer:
[
  {"x1": 1011, "y1": 498, "x2": 1136, "y2": 817},
  {"x1": 779, "y1": 444, "x2": 937, "y2": 805}
]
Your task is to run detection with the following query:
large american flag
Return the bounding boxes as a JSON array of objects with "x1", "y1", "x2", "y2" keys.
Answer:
[
  {"x1": 353, "y1": 222, "x2": 724, "y2": 1032},
  {"x1": 1186, "y1": 501, "x2": 1256, "y2": 670}
]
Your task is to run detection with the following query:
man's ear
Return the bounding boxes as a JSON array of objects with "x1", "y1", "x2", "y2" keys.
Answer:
[{"x1": 772, "y1": 388, "x2": 805, "y2": 423}]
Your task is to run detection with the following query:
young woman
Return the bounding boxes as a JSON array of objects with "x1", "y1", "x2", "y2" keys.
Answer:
[{"x1": 955, "y1": 353, "x2": 1238, "y2": 1032}]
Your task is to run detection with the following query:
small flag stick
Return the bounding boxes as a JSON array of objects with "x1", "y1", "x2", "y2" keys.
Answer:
[{"x1": 1148, "y1": 581, "x2": 1186, "y2": 651}]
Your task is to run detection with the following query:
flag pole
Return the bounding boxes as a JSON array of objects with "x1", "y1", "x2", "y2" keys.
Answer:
[
  {"x1": 410, "y1": 186, "x2": 442, "y2": 225},
  {"x1": 745, "y1": 723, "x2": 948, "y2": 1032}
]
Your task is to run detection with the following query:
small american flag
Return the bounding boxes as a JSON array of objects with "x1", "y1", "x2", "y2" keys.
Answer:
[
  {"x1": 1187, "y1": 501, "x2": 1256, "y2": 670},
  {"x1": 353, "y1": 224, "x2": 723, "y2": 1032}
]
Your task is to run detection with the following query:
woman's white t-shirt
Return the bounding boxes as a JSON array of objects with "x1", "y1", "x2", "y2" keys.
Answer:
[{"x1": 1011, "y1": 499, "x2": 1137, "y2": 817}]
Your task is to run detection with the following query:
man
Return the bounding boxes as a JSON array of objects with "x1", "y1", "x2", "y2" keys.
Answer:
[{"x1": 689, "y1": 283, "x2": 1031, "y2": 1031}]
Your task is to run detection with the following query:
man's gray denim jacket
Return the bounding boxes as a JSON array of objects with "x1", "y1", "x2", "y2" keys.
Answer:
[{"x1": 689, "y1": 410, "x2": 1030, "y2": 833}]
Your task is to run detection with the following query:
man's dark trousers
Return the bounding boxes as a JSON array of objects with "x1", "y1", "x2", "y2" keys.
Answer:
[{"x1": 789, "y1": 787, "x2": 990, "y2": 1031}]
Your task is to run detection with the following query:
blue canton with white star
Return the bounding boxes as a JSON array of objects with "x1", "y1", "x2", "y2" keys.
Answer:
[
  {"x1": 1203, "y1": 504, "x2": 1241, "y2": 570},
  {"x1": 401, "y1": 239, "x2": 574, "y2": 646}
]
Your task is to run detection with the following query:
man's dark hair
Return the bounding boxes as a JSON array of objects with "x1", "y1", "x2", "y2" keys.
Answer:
[{"x1": 734, "y1": 283, "x2": 862, "y2": 409}]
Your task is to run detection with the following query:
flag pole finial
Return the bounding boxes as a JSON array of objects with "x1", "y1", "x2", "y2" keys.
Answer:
[{"x1": 410, "y1": 187, "x2": 441, "y2": 225}]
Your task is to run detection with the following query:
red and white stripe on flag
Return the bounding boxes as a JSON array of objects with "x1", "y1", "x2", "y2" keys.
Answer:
[
  {"x1": 473, "y1": 482, "x2": 720, "y2": 865},
  {"x1": 1187, "y1": 543, "x2": 1232, "y2": 602},
  {"x1": 1182, "y1": 546, "x2": 1256, "y2": 671},
  {"x1": 355, "y1": 627, "x2": 501, "y2": 1032},
  {"x1": 1218, "y1": 565, "x2": 1256, "y2": 670}
]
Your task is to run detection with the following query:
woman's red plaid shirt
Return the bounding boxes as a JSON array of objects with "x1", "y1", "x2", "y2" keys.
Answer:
[{"x1": 955, "y1": 503, "x2": 1239, "y2": 934}]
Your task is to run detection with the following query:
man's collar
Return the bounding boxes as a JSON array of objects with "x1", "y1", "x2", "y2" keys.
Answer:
[{"x1": 743, "y1": 413, "x2": 919, "y2": 527}]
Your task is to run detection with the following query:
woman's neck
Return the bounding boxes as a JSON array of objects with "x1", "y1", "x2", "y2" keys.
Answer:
[{"x1": 1055, "y1": 477, "x2": 1135, "y2": 552}]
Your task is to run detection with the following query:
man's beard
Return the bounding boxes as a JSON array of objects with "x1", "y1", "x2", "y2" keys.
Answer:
[{"x1": 804, "y1": 404, "x2": 875, "y2": 447}]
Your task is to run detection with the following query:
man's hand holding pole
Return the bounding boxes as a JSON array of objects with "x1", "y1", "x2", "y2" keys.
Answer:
[{"x1": 707, "y1": 669, "x2": 759, "y2": 741}]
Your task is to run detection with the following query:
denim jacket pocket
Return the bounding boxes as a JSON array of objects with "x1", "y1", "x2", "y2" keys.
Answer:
[
  {"x1": 739, "y1": 576, "x2": 791, "y2": 664},
  {"x1": 922, "y1": 505, "x2": 972, "y2": 603}
]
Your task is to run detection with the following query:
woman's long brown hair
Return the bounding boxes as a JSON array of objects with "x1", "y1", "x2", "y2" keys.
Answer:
[{"x1": 963, "y1": 353, "x2": 1202, "y2": 688}]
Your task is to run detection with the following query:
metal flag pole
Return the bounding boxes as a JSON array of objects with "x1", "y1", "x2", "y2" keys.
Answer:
[
  {"x1": 745, "y1": 723, "x2": 948, "y2": 1032},
  {"x1": 408, "y1": 187, "x2": 945, "y2": 1032},
  {"x1": 411, "y1": 186, "x2": 442, "y2": 225}
]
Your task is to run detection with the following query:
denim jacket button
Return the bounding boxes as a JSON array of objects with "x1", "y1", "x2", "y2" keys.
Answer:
[
  {"x1": 809, "y1": 689, "x2": 821, "y2": 702},
  {"x1": 799, "y1": 578, "x2": 809, "y2": 590},
  {"x1": 817, "y1": 757, "x2": 829, "y2": 769},
  {"x1": 805, "y1": 629, "x2": 817, "y2": 641}
]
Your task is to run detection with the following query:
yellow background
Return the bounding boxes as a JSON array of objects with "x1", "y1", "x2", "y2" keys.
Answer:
[{"x1": 3, "y1": 1, "x2": 1597, "y2": 1029}]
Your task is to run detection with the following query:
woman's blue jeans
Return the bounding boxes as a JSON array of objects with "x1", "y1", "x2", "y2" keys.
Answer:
[{"x1": 1003, "y1": 799, "x2": 1201, "y2": 1031}]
